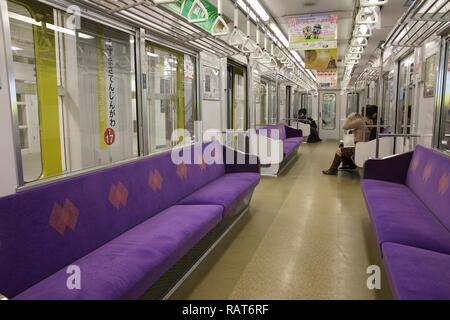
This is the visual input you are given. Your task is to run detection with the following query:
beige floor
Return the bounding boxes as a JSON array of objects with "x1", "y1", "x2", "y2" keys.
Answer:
[{"x1": 171, "y1": 140, "x2": 392, "y2": 300}]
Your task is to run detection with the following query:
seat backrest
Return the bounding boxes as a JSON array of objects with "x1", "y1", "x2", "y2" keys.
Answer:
[
  {"x1": 0, "y1": 142, "x2": 225, "y2": 298},
  {"x1": 256, "y1": 125, "x2": 285, "y2": 140},
  {"x1": 406, "y1": 145, "x2": 450, "y2": 230},
  {"x1": 278, "y1": 124, "x2": 286, "y2": 140}
]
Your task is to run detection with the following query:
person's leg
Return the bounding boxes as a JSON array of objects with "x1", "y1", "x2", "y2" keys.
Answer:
[
  {"x1": 339, "y1": 148, "x2": 357, "y2": 170},
  {"x1": 322, "y1": 148, "x2": 342, "y2": 175}
]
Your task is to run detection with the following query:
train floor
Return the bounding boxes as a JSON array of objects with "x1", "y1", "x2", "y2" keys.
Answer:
[{"x1": 170, "y1": 140, "x2": 393, "y2": 300}]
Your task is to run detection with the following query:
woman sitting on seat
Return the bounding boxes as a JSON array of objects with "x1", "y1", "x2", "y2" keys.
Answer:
[
  {"x1": 322, "y1": 112, "x2": 370, "y2": 175},
  {"x1": 297, "y1": 108, "x2": 322, "y2": 143}
]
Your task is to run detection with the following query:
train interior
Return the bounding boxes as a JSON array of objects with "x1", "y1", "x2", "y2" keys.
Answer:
[{"x1": 0, "y1": 0, "x2": 450, "y2": 301}]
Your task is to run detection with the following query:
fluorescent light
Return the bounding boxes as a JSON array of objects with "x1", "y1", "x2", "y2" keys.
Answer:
[
  {"x1": 9, "y1": 12, "x2": 42, "y2": 26},
  {"x1": 11, "y1": 46, "x2": 23, "y2": 51},
  {"x1": 247, "y1": 0, "x2": 270, "y2": 22},
  {"x1": 147, "y1": 52, "x2": 159, "y2": 57},
  {"x1": 291, "y1": 50, "x2": 305, "y2": 67},
  {"x1": 270, "y1": 22, "x2": 289, "y2": 47},
  {"x1": 236, "y1": 0, "x2": 257, "y2": 21},
  {"x1": 78, "y1": 32, "x2": 94, "y2": 39},
  {"x1": 45, "y1": 23, "x2": 75, "y2": 36}
]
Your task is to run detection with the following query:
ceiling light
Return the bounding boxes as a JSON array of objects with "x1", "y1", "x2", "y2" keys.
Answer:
[
  {"x1": 360, "y1": 0, "x2": 388, "y2": 6},
  {"x1": 9, "y1": 12, "x2": 42, "y2": 26},
  {"x1": 11, "y1": 46, "x2": 23, "y2": 51},
  {"x1": 147, "y1": 52, "x2": 159, "y2": 57},
  {"x1": 270, "y1": 22, "x2": 289, "y2": 47},
  {"x1": 78, "y1": 32, "x2": 94, "y2": 39},
  {"x1": 247, "y1": 0, "x2": 270, "y2": 22}
]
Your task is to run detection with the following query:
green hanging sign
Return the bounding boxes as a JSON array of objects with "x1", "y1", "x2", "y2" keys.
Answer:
[{"x1": 166, "y1": 0, "x2": 231, "y2": 33}]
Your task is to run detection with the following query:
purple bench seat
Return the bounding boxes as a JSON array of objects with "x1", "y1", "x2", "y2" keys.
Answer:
[
  {"x1": 179, "y1": 173, "x2": 260, "y2": 215},
  {"x1": 382, "y1": 243, "x2": 450, "y2": 300},
  {"x1": 362, "y1": 145, "x2": 450, "y2": 299},
  {"x1": 256, "y1": 124, "x2": 303, "y2": 175},
  {"x1": 15, "y1": 205, "x2": 223, "y2": 300},
  {"x1": 362, "y1": 179, "x2": 450, "y2": 255},
  {"x1": 0, "y1": 142, "x2": 260, "y2": 300}
]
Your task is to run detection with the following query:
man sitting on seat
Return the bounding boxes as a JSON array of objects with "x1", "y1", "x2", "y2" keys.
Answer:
[{"x1": 297, "y1": 108, "x2": 322, "y2": 143}]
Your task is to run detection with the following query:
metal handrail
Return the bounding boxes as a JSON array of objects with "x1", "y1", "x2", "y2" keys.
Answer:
[{"x1": 378, "y1": 133, "x2": 422, "y2": 138}]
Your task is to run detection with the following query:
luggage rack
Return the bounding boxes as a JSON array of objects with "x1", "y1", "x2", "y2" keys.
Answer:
[
  {"x1": 74, "y1": 0, "x2": 240, "y2": 57},
  {"x1": 385, "y1": 0, "x2": 450, "y2": 48}
]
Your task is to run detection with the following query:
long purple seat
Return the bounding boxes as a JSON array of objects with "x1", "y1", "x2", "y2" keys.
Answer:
[
  {"x1": 382, "y1": 243, "x2": 450, "y2": 300},
  {"x1": 362, "y1": 145, "x2": 450, "y2": 299},
  {"x1": 0, "y1": 142, "x2": 260, "y2": 300},
  {"x1": 256, "y1": 124, "x2": 303, "y2": 159}
]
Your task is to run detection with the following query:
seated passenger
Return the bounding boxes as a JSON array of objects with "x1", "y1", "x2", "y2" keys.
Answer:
[
  {"x1": 297, "y1": 108, "x2": 322, "y2": 143},
  {"x1": 322, "y1": 112, "x2": 370, "y2": 175}
]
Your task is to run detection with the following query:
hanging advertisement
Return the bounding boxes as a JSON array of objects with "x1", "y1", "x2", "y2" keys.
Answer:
[
  {"x1": 317, "y1": 71, "x2": 338, "y2": 88},
  {"x1": 304, "y1": 49, "x2": 338, "y2": 71},
  {"x1": 288, "y1": 14, "x2": 338, "y2": 50}
]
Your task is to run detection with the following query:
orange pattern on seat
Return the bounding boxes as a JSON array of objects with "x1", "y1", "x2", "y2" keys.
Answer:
[
  {"x1": 198, "y1": 155, "x2": 206, "y2": 172},
  {"x1": 176, "y1": 163, "x2": 188, "y2": 180},
  {"x1": 422, "y1": 163, "x2": 433, "y2": 182},
  {"x1": 148, "y1": 170, "x2": 163, "y2": 192},
  {"x1": 439, "y1": 173, "x2": 450, "y2": 195},
  {"x1": 411, "y1": 155, "x2": 420, "y2": 171},
  {"x1": 108, "y1": 182, "x2": 129, "y2": 209},
  {"x1": 49, "y1": 199, "x2": 79, "y2": 235}
]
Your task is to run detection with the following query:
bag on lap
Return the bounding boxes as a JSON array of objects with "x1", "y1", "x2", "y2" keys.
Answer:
[{"x1": 343, "y1": 130, "x2": 355, "y2": 148}]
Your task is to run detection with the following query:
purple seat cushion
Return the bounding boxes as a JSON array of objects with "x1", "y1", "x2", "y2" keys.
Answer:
[
  {"x1": 14, "y1": 205, "x2": 223, "y2": 300},
  {"x1": 362, "y1": 179, "x2": 450, "y2": 255},
  {"x1": 0, "y1": 142, "x2": 225, "y2": 298},
  {"x1": 179, "y1": 173, "x2": 260, "y2": 216},
  {"x1": 406, "y1": 145, "x2": 450, "y2": 230},
  {"x1": 283, "y1": 141, "x2": 299, "y2": 157},
  {"x1": 382, "y1": 242, "x2": 450, "y2": 300},
  {"x1": 284, "y1": 137, "x2": 303, "y2": 147}
]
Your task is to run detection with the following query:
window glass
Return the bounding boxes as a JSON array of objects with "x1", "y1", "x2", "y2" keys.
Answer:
[
  {"x1": 234, "y1": 69, "x2": 246, "y2": 130},
  {"x1": 322, "y1": 93, "x2": 336, "y2": 130},
  {"x1": 439, "y1": 41, "x2": 450, "y2": 151},
  {"x1": 301, "y1": 94, "x2": 313, "y2": 116},
  {"x1": 397, "y1": 55, "x2": 414, "y2": 134},
  {"x1": 8, "y1": 0, "x2": 138, "y2": 183},
  {"x1": 146, "y1": 43, "x2": 197, "y2": 152},
  {"x1": 346, "y1": 93, "x2": 358, "y2": 116},
  {"x1": 269, "y1": 82, "x2": 277, "y2": 124},
  {"x1": 259, "y1": 82, "x2": 268, "y2": 125}
]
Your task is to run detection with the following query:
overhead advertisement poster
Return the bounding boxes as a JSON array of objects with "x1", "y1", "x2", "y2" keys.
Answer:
[
  {"x1": 288, "y1": 14, "x2": 338, "y2": 50},
  {"x1": 317, "y1": 71, "x2": 338, "y2": 88},
  {"x1": 304, "y1": 48, "x2": 338, "y2": 71}
]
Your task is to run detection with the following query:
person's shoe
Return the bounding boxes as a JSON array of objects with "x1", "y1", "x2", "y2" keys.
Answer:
[
  {"x1": 316, "y1": 138, "x2": 322, "y2": 142},
  {"x1": 339, "y1": 164, "x2": 357, "y2": 171},
  {"x1": 322, "y1": 169, "x2": 338, "y2": 175}
]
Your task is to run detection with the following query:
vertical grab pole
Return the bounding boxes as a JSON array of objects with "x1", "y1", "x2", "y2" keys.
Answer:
[{"x1": 376, "y1": 44, "x2": 384, "y2": 158}]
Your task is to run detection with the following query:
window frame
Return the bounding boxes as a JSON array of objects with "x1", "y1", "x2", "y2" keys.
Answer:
[{"x1": 2, "y1": 0, "x2": 204, "y2": 190}]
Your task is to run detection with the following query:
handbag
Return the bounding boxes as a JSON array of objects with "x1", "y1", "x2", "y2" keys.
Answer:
[{"x1": 343, "y1": 130, "x2": 355, "y2": 148}]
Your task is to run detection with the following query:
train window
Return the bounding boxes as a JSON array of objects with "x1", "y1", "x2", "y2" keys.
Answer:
[
  {"x1": 346, "y1": 93, "x2": 359, "y2": 116},
  {"x1": 397, "y1": 54, "x2": 415, "y2": 135},
  {"x1": 146, "y1": 43, "x2": 197, "y2": 152},
  {"x1": 382, "y1": 72, "x2": 395, "y2": 132},
  {"x1": 227, "y1": 63, "x2": 247, "y2": 130},
  {"x1": 301, "y1": 94, "x2": 313, "y2": 116},
  {"x1": 259, "y1": 82, "x2": 268, "y2": 125},
  {"x1": 438, "y1": 40, "x2": 450, "y2": 151},
  {"x1": 322, "y1": 93, "x2": 336, "y2": 130},
  {"x1": 269, "y1": 82, "x2": 277, "y2": 124},
  {"x1": 8, "y1": 0, "x2": 138, "y2": 183}
]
